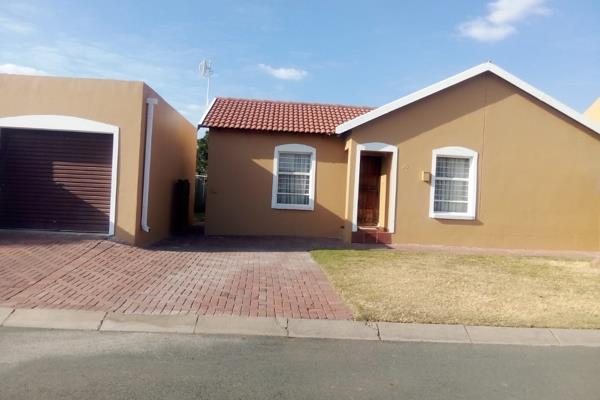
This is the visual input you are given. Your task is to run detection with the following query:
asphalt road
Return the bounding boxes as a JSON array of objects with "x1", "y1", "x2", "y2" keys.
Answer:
[{"x1": 1, "y1": 328, "x2": 599, "y2": 400}]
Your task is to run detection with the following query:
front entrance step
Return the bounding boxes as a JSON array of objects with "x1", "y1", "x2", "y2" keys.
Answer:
[{"x1": 351, "y1": 227, "x2": 392, "y2": 244}]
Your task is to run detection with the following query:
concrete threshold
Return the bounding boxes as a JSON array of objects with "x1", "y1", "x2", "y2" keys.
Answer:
[{"x1": 2, "y1": 307, "x2": 600, "y2": 347}]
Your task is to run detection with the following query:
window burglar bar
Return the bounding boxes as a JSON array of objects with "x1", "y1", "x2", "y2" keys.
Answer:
[
  {"x1": 433, "y1": 156, "x2": 470, "y2": 213},
  {"x1": 277, "y1": 152, "x2": 311, "y2": 205}
]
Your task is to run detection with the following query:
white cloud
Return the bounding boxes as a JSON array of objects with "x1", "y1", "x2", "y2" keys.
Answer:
[
  {"x1": 0, "y1": 63, "x2": 46, "y2": 75},
  {"x1": 458, "y1": 0, "x2": 551, "y2": 42},
  {"x1": 459, "y1": 19, "x2": 516, "y2": 42},
  {"x1": 258, "y1": 64, "x2": 308, "y2": 81},
  {"x1": 180, "y1": 103, "x2": 206, "y2": 118},
  {"x1": 185, "y1": 104, "x2": 204, "y2": 111},
  {"x1": 13, "y1": 39, "x2": 166, "y2": 82},
  {"x1": 0, "y1": 16, "x2": 34, "y2": 34},
  {"x1": 0, "y1": 30, "x2": 207, "y2": 124}
]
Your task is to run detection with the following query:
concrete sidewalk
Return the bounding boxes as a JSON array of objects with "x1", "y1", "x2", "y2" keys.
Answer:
[{"x1": 1, "y1": 306, "x2": 600, "y2": 347}]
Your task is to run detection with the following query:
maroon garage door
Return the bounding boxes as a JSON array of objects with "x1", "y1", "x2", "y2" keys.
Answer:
[{"x1": 0, "y1": 128, "x2": 113, "y2": 233}]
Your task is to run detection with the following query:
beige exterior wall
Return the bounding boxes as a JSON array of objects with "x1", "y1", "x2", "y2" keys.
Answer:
[
  {"x1": 205, "y1": 129, "x2": 347, "y2": 238},
  {"x1": 0, "y1": 74, "x2": 196, "y2": 246},
  {"x1": 347, "y1": 73, "x2": 600, "y2": 250},
  {"x1": 136, "y1": 85, "x2": 197, "y2": 246}
]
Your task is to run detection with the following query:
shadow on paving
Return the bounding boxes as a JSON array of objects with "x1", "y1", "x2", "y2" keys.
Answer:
[
  {"x1": 153, "y1": 225, "x2": 393, "y2": 253},
  {"x1": 0, "y1": 226, "x2": 392, "y2": 253},
  {"x1": 0, "y1": 230, "x2": 105, "y2": 246}
]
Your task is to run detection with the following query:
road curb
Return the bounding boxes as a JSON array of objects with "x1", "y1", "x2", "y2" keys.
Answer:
[
  {"x1": 377, "y1": 322, "x2": 470, "y2": 343},
  {"x1": 2, "y1": 307, "x2": 600, "y2": 347},
  {"x1": 2, "y1": 308, "x2": 105, "y2": 331},
  {"x1": 0, "y1": 307, "x2": 14, "y2": 325},
  {"x1": 195, "y1": 315, "x2": 288, "y2": 337},
  {"x1": 465, "y1": 325, "x2": 559, "y2": 346},
  {"x1": 100, "y1": 312, "x2": 198, "y2": 334},
  {"x1": 288, "y1": 319, "x2": 379, "y2": 340}
]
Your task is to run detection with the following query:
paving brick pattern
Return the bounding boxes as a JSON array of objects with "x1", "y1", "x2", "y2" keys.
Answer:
[
  {"x1": 0, "y1": 233, "x2": 351, "y2": 320},
  {"x1": 0, "y1": 234, "x2": 101, "y2": 302}
]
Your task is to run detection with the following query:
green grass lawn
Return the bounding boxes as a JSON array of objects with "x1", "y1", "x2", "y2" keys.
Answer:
[{"x1": 311, "y1": 249, "x2": 600, "y2": 329}]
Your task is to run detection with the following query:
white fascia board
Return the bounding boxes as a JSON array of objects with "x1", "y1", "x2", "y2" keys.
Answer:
[
  {"x1": 336, "y1": 62, "x2": 600, "y2": 136},
  {"x1": 198, "y1": 98, "x2": 217, "y2": 128}
]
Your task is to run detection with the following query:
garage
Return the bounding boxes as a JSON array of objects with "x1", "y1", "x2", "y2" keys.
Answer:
[
  {"x1": 1, "y1": 74, "x2": 197, "y2": 246},
  {"x1": 0, "y1": 115, "x2": 118, "y2": 235}
]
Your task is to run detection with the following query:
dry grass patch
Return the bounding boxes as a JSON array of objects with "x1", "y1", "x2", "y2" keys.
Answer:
[{"x1": 311, "y1": 250, "x2": 600, "y2": 329}]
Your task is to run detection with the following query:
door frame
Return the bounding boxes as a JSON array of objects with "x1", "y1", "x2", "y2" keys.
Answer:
[
  {"x1": 0, "y1": 115, "x2": 119, "y2": 236},
  {"x1": 352, "y1": 142, "x2": 398, "y2": 233}
]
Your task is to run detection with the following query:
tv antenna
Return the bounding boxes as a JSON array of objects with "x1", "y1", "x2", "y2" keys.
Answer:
[{"x1": 199, "y1": 59, "x2": 213, "y2": 106}]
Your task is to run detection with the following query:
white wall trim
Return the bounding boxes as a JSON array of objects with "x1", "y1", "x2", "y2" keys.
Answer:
[
  {"x1": 141, "y1": 98, "x2": 158, "y2": 233},
  {"x1": 429, "y1": 146, "x2": 478, "y2": 220},
  {"x1": 271, "y1": 143, "x2": 316, "y2": 211},
  {"x1": 0, "y1": 114, "x2": 119, "y2": 135},
  {"x1": 351, "y1": 142, "x2": 398, "y2": 233},
  {"x1": 336, "y1": 62, "x2": 600, "y2": 136},
  {"x1": 108, "y1": 131, "x2": 119, "y2": 236},
  {"x1": 0, "y1": 114, "x2": 119, "y2": 236},
  {"x1": 198, "y1": 97, "x2": 216, "y2": 128}
]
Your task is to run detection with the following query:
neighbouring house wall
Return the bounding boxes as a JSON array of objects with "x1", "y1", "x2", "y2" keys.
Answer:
[
  {"x1": 347, "y1": 73, "x2": 600, "y2": 251},
  {"x1": 585, "y1": 98, "x2": 600, "y2": 124},
  {"x1": 206, "y1": 129, "x2": 347, "y2": 238},
  {"x1": 135, "y1": 85, "x2": 197, "y2": 246},
  {"x1": 0, "y1": 74, "x2": 145, "y2": 244}
]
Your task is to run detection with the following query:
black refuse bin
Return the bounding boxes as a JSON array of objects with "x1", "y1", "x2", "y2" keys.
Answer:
[{"x1": 171, "y1": 179, "x2": 190, "y2": 235}]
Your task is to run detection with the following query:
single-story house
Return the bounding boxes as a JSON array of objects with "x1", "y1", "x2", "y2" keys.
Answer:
[
  {"x1": 0, "y1": 74, "x2": 196, "y2": 246},
  {"x1": 200, "y1": 62, "x2": 600, "y2": 251}
]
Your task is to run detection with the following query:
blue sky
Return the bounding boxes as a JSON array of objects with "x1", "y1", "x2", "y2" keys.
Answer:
[{"x1": 1, "y1": 0, "x2": 599, "y2": 124}]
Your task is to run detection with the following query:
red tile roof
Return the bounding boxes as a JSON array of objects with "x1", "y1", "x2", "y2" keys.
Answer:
[{"x1": 200, "y1": 97, "x2": 373, "y2": 135}]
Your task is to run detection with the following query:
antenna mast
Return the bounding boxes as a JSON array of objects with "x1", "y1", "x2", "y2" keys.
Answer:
[{"x1": 199, "y1": 60, "x2": 213, "y2": 107}]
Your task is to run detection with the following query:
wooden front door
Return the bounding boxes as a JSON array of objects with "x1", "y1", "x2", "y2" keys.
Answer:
[{"x1": 357, "y1": 156, "x2": 381, "y2": 226}]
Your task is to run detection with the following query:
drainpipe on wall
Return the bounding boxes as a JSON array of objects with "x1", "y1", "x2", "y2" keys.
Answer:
[{"x1": 141, "y1": 97, "x2": 158, "y2": 233}]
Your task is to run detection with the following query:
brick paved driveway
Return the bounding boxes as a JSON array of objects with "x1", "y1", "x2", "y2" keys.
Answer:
[{"x1": 0, "y1": 232, "x2": 351, "y2": 320}]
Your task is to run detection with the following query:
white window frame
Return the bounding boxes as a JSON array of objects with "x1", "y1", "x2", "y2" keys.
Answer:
[
  {"x1": 429, "y1": 146, "x2": 478, "y2": 220},
  {"x1": 271, "y1": 144, "x2": 316, "y2": 211}
]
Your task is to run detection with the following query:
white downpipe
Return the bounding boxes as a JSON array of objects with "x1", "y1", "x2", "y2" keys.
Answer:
[{"x1": 141, "y1": 98, "x2": 158, "y2": 233}]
